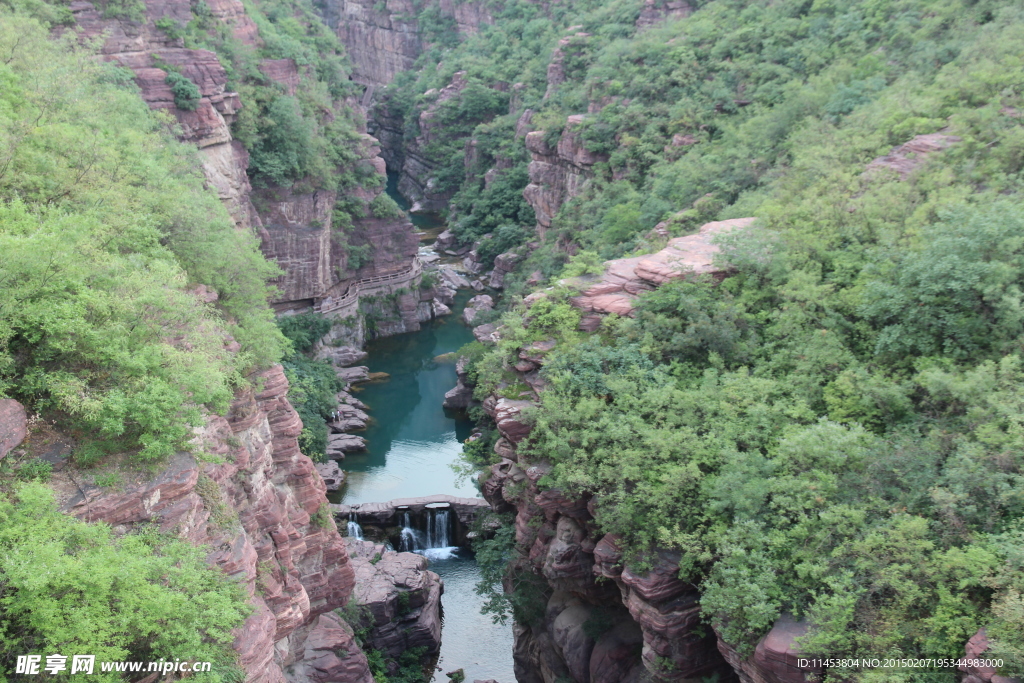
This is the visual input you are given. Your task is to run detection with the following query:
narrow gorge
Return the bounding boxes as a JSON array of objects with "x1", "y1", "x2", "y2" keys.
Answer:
[{"x1": 3, "y1": 0, "x2": 1024, "y2": 682}]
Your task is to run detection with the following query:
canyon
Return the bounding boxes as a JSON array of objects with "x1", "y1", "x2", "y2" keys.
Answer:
[{"x1": 20, "y1": 0, "x2": 1014, "y2": 681}]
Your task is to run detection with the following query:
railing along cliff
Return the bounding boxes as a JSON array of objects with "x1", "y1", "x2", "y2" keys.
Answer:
[{"x1": 313, "y1": 259, "x2": 422, "y2": 315}]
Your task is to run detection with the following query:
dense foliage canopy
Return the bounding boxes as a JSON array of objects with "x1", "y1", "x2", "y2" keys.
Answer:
[
  {"x1": 0, "y1": 14, "x2": 287, "y2": 462},
  {"x1": 0, "y1": 483, "x2": 249, "y2": 682},
  {"x1": 440, "y1": 0, "x2": 1024, "y2": 678}
]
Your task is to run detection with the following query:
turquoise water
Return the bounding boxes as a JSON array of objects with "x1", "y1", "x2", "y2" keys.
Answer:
[
  {"x1": 331, "y1": 290, "x2": 478, "y2": 504},
  {"x1": 339, "y1": 180, "x2": 515, "y2": 683},
  {"x1": 387, "y1": 171, "x2": 446, "y2": 239},
  {"x1": 332, "y1": 294, "x2": 517, "y2": 682},
  {"x1": 430, "y1": 552, "x2": 515, "y2": 683}
]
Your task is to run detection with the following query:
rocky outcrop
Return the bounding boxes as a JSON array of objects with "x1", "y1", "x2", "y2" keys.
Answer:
[
  {"x1": 488, "y1": 251, "x2": 522, "y2": 289},
  {"x1": 493, "y1": 398, "x2": 533, "y2": 444},
  {"x1": 865, "y1": 133, "x2": 961, "y2": 179},
  {"x1": 0, "y1": 399, "x2": 28, "y2": 459},
  {"x1": 523, "y1": 116, "x2": 607, "y2": 238},
  {"x1": 399, "y1": 71, "x2": 471, "y2": 213},
  {"x1": 318, "y1": 346, "x2": 370, "y2": 367},
  {"x1": 436, "y1": 231, "x2": 472, "y2": 257},
  {"x1": 320, "y1": 0, "x2": 495, "y2": 87},
  {"x1": 634, "y1": 0, "x2": 692, "y2": 29},
  {"x1": 327, "y1": 433, "x2": 369, "y2": 458},
  {"x1": 54, "y1": 366, "x2": 369, "y2": 683},
  {"x1": 544, "y1": 33, "x2": 591, "y2": 101},
  {"x1": 715, "y1": 614, "x2": 820, "y2": 683},
  {"x1": 960, "y1": 629, "x2": 1021, "y2": 683},
  {"x1": 463, "y1": 294, "x2": 495, "y2": 325},
  {"x1": 443, "y1": 356, "x2": 475, "y2": 410},
  {"x1": 329, "y1": 403, "x2": 371, "y2": 433},
  {"x1": 473, "y1": 322, "x2": 501, "y2": 345},
  {"x1": 316, "y1": 460, "x2": 347, "y2": 491},
  {"x1": 568, "y1": 218, "x2": 757, "y2": 329},
  {"x1": 287, "y1": 612, "x2": 375, "y2": 683},
  {"x1": 345, "y1": 538, "x2": 443, "y2": 657}
]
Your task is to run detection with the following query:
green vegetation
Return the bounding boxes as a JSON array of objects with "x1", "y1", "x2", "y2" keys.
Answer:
[
  {"x1": 346, "y1": 243, "x2": 375, "y2": 271},
  {"x1": 311, "y1": 502, "x2": 334, "y2": 528},
  {"x1": 0, "y1": 13, "x2": 286, "y2": 463},
  {"x1": 181, "y1": 0, "x2": 366, "y2": 195},
  {"x1": 98, "y1": 0, "x2": 144, "y2": 21},
  {"x1": 0, "y1": 482, "x2": 250, "y2": 681},
  {"x1": 277, "y1": 313, "x2": 343, "y2": 462},
  {"x1": 472, "y1": 512, "x2": 549, "y2": 627},
  {"x1": 370, "y1": 192, "x2": 405, "y2": 219},
  {"x1": 195, "y1": 473, "x2": 238, "y2": 529},
  {"x1": 432, "y1": 0, "x2": 1024, "y2": 676},
  {"x1": 165, "y1": 70, "x2": 202, "y2": 110}
]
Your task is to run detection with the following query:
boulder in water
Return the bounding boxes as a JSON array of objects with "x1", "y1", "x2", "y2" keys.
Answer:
[
  {"x1": 438, "y1": 266, "x2": 472, "y2": 290},
  {"x1": 317, "y1": 345, "x2": 368, "y2": 367},
  {"x1": 432, "y1": 299, "x2": 452, "y2": 317},
  {"x1": 326, "y1": 434, "x2": 367, "y2": 458},
  {"x1": 336, "y1": 366, "x2": 371, "y2": 384},
  {"x1": 315, "y1": 460, "x2": 346, "y2": 491}
]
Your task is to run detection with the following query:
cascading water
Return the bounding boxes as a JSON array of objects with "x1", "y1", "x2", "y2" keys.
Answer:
[
  {"x1": 398, "y1": 508, "x2": 457, "y2": 560},
  {"x1": 347, "y1": 513, "x2": 364, "y2": 541},
  {"x1": 333, "y1": 282, "x2": 514, "y2": 682}
]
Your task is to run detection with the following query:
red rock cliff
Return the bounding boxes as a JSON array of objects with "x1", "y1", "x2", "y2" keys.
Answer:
[
  {"x1": 69, "y1": 0, "x2": 419, "y2": 314},
  {"x1": 60, "y1": 366, "x2": 372, "y2": 683}
]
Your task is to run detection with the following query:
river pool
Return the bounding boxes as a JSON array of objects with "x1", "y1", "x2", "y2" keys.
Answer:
[{"x1": 332, "y1": 270, "x2": 515, "y2": 682}]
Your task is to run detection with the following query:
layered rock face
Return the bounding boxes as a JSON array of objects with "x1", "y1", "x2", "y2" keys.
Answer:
[
  {"x1": 322, "y1": 0, "x2": 423, "y2": 87},
  {"x1": 345, "y1": 538, "x2": 444, "y2": 658},
  {"x1": 255, "y1": 123, "x2": 419, "y2": 314},
  {"x1": 523, "y1": 115, "x2": 607, "y2": 239},
  {"x1": 479, "y1": 391, "x2": 733, "y2": 683},
  {"x1": 396, "y1": 71, "x2": 471, "y2": 213},
  {"x1": 56, "y1": 366, "x2": 371, "y2": 683},
  {"x1": 71, "y1": 0, "x2": 260, "y2": 229},
  {"x1": 71, "y1": 0, "x2": 420, "y2": 315},
  {"x1": 320, "y1": 0, "x2": 495, "y2": 87}
]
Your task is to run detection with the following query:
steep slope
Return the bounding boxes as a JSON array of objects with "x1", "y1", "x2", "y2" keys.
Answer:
[
  {"x1": 58, "y1": 367, "x2": 371, "y2": 682},
  {"x1": 373, "y1": 0, "x2": 1024, "y2": 682},
  {"x1": 67, "y1": 0, "x2": 421, "y2": 319}
]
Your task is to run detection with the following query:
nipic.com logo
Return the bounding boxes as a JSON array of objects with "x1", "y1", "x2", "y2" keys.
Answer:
[{"x1": 15, "y1": 655, "x2": 213, "y2": 675}]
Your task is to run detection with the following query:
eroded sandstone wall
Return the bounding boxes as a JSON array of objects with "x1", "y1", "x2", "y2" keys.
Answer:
[
  {"x1": 71, "y1": 0, "x2": 419, "y2": 314},
  {"x1": 58, "y1": 366, "x2": 372, "y2": 683},
  {"x1": 319, "y1": 0, "x2": 496, "y2": 87}
]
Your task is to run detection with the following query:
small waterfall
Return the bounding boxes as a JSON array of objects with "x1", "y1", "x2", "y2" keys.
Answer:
[
  {"x1": 347, "y1": 513, "x2": 364, "y2": 541},
  {"x1": 398, "y1": 508, "x2": 457, "y2": 560},
  {"x1": 431, "y1": 509, "x2": 450, "y2": 548}
]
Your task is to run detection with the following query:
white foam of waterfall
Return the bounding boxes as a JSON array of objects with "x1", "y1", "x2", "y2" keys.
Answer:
[
  {"x1": 347, "y1": 513, "x2": 364, "y2": 541},
  {"x1": 399, "y1": 508, "x2": 458, "y2": 560}
]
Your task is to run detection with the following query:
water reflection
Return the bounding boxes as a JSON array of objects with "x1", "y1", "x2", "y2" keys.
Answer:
[{"x1": 330, "y1": 291, "x2": 477, "y2": 505}]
